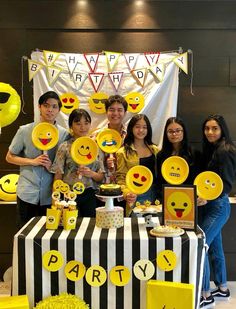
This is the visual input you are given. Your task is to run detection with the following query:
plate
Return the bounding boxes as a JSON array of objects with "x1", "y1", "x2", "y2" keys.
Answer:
[
  {"x1": 161, "y1": 156, "x2": 189, "y2": 185},
  {"x1": 70, "y1": 136, "x2": 98, "y2": 165},
  {"x1": 194, "y1": 171, "x2": 223, "y2": 200},
  {"x1": 150, "y1": 227, "x2": 185, "y2": 238},
  {"x1": 133, "y1": 205, "x2": 162, "y2": 213},
  {"x1": 96, "y1": 128, "x2": 122, "y2": 154},
  {"x1": 32, "y1": 122, "x2": 59, "y2": 151},
  {"x1": 126, "y1": 165, "x2": 153, "y2": 195}
]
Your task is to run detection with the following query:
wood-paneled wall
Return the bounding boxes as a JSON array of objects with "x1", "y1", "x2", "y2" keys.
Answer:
[{"x1": 0, "y1": 0, "x2": 236, "y2": 279}]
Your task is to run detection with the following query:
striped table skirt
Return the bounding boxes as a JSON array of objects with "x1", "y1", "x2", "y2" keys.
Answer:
[{"x1": 12, "y1": 216, "x2": 205, "y2": 309}]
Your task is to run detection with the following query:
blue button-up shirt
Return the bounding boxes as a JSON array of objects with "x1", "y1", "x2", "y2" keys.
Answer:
[{"x1": 9, "y1": 122, "x2": 68, "y2": 205}]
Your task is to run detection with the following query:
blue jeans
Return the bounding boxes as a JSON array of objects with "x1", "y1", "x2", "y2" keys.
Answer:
[{"x1": 198, "y1": 194, "x2": 231, "y2": 292}]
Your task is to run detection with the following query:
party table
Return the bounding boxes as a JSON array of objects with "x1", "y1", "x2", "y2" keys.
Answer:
[{"x1": 12, "y1": 217, "x2": 205, "y2": 309}]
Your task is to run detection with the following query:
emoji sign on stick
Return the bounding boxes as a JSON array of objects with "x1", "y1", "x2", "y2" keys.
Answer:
[
  {"x1": 32, "y1": 122, "x2": 59, "y2": 153},
  {"x1": 126, "y1": 165, "x2": 153, "y2": 195},
  {"x1": 70, "y1": 136, "x2": 98, "y2": 165},
  {"x1": 194, "y1": 171, "x2": 223, "y2": 200},
  {"x1": 161, "y1": 156, "x2": 189, "y2": 185}
]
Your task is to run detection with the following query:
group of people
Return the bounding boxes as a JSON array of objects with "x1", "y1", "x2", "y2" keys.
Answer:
[{"x1": 6, "y1": 91, "x2": 236, "y2": 308}]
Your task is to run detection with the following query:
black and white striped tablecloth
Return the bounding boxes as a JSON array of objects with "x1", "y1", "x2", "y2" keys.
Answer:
[{"x1": 12, "y1": 216, "x2": 205, "y2": 309}]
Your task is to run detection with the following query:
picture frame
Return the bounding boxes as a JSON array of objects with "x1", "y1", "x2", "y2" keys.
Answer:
[{"x1": 162, "y1": 184, "x2": 197, "y2": 231}]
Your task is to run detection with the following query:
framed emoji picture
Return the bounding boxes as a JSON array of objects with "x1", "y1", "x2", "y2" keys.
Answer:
[{"x1": 162, "y1": 184, "x2": 197, "y2": 231}]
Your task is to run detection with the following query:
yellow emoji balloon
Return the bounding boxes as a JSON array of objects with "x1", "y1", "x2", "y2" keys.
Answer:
[
  {"x1": 161, "y1": 156, "x2": 189, "y2": 185},
  {"x1": 88, "y1": 92, "x2": 108, "y2": 114},
  {"x1": 126, "y1": 165, "x2": 153, "y2": 195},
  {"x1": 0, "y1": 174, "x2": 19, "y2": 201},
  {"x1": 167, "y1": 191, "x2": 193, "y2": 218},
  {"x1": 0, "y1": 82, "x2": 21, "y2": 128},
  {"x1": 71, "y1": 136, "x2": 98, "y2": 165},
  {"x1": 32, "y1": 122, "x2": 59, "y2": 151},
  {"x1": 125, "y1": 92, "x2": 145, "y2": 113},
  {"x1": 96, "y1": 129, "x2": 122, "y2": 154},
  {"x1": 59, "y1": 92, "x2": 79, "y2": 114},
  {"x1": 194, "y1": 171, "x2": 223, "y2": 200}
]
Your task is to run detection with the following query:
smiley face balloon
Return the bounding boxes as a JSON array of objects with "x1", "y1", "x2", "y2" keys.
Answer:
[
  {"x1": 126, "y1": 165, "x2": 153, "y2": 195},
  {"x1": 0, "y1": 83, "x2": 21, "y2": 129},
  {"x1": 88, "y1": 92, "x2": 108, "y2": 114},
  {"x1": 125, "y1": 92, "x2": 145, "y2": 113},
  {"x1": 96, "y1": 129, "x2": 122, "y2": 154},
  {"x1": 161, "y1": 156, "x2": 189, "y2": 185},
  {"x1": 0, "y1": 174, "x2": 19, "y2": 201},
  {"x1": 59, "y1": 92, "x2": 79, "y2": 114},
  {"x1": 167, "y1": 191, "x2": 193, "y2": 218},
  {"x1": 70, "y1": 136, "x2": 98, "y2": 165},
  {"x1": 194, "y1": 171, "x2": 223, "y2": 200},
  {"x1": 32, "y1": 122, "x2": 59, "y2": 151}
]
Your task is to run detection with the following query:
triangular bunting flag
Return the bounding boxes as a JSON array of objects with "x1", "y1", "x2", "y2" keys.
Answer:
[
  {"x1": 64, "y1": 53, "x2": 80, "y2": 75},
  {"x1": 144, "y1": 52, "x2": 160, "y2": 66},
  {"x1": 149, "y1": 63, "x2": 166, "y2": 82},
  {"x1": 108, "y1": 72, "x2": 124, "y2": 92},
  {"x1": 104, "y1": 51, "x2": 121, "y2": 71},
  {"x1": 173, "y1": 52, "x2": 188, "y2": 74},
  {"x1": 46, "y1": 66, "x2": 62, "y2": 85},
  {"x1": 88, "y1": 73, "x2": 104, "y2": 92},
  {"x1": 124, "y1": 53, "x2": 139, "y2": 71},
  {"x1": 84, "y1": 53, "x2": 99, "y2": 72},
  {"x1": 28, "y1": 59, "x2": 43, "y2": 82},
  {"x1": 72, "y1": 72, "x2": 87, "y2": 90},
  {"x1": 131, "y1": 68, "x2": 147, "y2": 88},
  {"x1": 43, "y1": 50, "x2": 61, "y2": 67}
]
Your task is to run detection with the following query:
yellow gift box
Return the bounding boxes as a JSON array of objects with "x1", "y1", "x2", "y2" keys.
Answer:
[
  {"x1": 0, "y1": 295, "x2": 29, "y2": 309},
  {"x1": 63, "y1": 209, "x2": 78, "y2": 230},
  {"x1": 46, "y1": 208, "x2": 61, "y2": 229},
  {"x1": 147, "y1": 280, "x2": 194, "y2": 309}
]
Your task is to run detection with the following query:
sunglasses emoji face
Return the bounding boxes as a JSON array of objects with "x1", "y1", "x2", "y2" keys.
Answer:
[
  {"x1": 89, "y1": 92, "x2": 108, "y2": 114},
  {"x1": 60, "y1": 93, "x2": 79, "y2": 114},
  {"x1": 126, "y1": 165, "x2": 153, "y2": 194}
]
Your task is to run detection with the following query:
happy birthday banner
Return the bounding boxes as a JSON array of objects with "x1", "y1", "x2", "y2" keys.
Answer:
[{"x1": 29, "y1": 49, "x2": 186, "y2": 146}]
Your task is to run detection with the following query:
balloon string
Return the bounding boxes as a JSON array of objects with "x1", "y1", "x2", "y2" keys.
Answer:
[
  {"x1": 188, "y1": 49, "x2": 194, "y2": 96},
  {"x1": 21, "y1": 56, "x2": 28, "y2": 114}
]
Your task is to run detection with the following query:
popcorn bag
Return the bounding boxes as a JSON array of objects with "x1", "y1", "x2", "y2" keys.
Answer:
[
  {"x1": 63, "y1": 209, "x2": 78, "y2": 230},
  {"x1": 46, "y1": 208, "x2": 61, "y2": 230}
]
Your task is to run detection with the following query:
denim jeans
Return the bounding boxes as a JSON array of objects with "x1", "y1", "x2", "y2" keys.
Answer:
[{"x1": 198, "y1": 194, "x2": 231, "y2": 292}]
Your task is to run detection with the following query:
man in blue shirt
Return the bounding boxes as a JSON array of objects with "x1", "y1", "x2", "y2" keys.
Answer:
[{"x1": 6, "y1": 91, "x2": 68, "y2": 228}]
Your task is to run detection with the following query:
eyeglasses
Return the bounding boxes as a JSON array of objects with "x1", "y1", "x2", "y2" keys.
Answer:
[{"x1": 167, "y1": 129, "x2": 183, "y2": 135}]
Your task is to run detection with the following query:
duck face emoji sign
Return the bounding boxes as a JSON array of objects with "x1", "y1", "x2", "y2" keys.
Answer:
[
  {"x1": 194, "y1": 171, "x2": 223, "y2": 200},
  {"x1": 125, "y1": 92, "x2": 145, "y2": 113},
  {"x1": 89, "y1": 92, "x2": 108, "y2": 114},
  {"x1": 71, "y1": 136, "x2": 98, "y2": 165},
  {"x1": 161, "y1": 156, "x2": 189, "y2": 185},
  {"x1": 59, "y1": 93, "x2": 79, "y2": 115},
  {"x1": 96, "y1": 129, "x2": 122, "y2": 154},
  {"x1": 0, "y1": 174, "x2": 19, "y2": 201},
  {"x1": 126, "y1": 165, "x2": 153, "y2": 195},
  {"x1": 32, "y1": 122, "x2": 59, "y2": 151}
]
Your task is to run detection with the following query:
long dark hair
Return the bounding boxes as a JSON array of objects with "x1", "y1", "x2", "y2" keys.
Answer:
[{"x1": 124, "y1": 114, "x2": 154, "y2": 156}]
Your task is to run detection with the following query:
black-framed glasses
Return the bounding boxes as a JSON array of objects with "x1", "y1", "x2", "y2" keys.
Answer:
[{"x1": 167, "y1": 129, "x2": 183, "y2": 135}]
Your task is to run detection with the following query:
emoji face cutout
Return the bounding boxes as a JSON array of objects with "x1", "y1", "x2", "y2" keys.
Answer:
[
  {"x1": 126, "y1": 165, "x2": 153, "y2": 195},
  {"x1": 53, "y1": 179, "x2": 64, "y2": 192},
  {"x1": 161, "y1": 156, "x2": 189, "y2": 185},
  {"x1": 32, "y1": 122, "x2": 59, "y2": 151},
  {"x1": 71, "y1": 137, "x2": 98, "y2": 165},
  {"x1": 0, "y1": 82, "x2": 21, "y2": 128},
  {"x1": 52, "y1": 191, "x2": 61, "y2": 201},
  {"x1": 88, "y1": 92, "x2": 108, "y2": 114},
  {"x1": 0, "y1": 174, "x2": 19, "y2": 201},
  {"x1": 73, "y1": 182, "x2": 85, "y2": 195},
  {"x1": 125, "y1": 92, "x2": 145, "y2": 113},
  {"x1": 59, "y1": 93, "x2": 79, "y2": 114},
  {"x1": 96, "y1": 129, "x2": 122, "y2": 154},
  {"x1": 194, "y1": 171, "x2": 223, "y2": 200},
  {"x1": 59, "y1": 182, "x2": 70, "y2": 195},
  {"x1": 167, "y1": 191, "x2": 192, "y2": 218}
]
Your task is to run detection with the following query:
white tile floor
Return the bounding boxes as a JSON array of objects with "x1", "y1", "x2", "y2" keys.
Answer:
[{"x1": 210, "y1": 281, "x2": 236, "y2": 308}]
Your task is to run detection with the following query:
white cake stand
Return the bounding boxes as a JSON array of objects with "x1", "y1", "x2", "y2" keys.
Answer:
[{"x1": 95, "y1": 194, "x2": 123, "y2": 210}]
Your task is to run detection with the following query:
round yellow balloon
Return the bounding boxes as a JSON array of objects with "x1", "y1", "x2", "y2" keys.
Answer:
[
  {"x1": 0, "y1": 174, "x2": 19, "y2": 201},
  {"x1": 157, "y1": 250, "x2": 177, "y2": 272},
  {"x1": 32, "y1": 122, "x2": 59, "y2": 151},
  {"x1": 0, "y1": 83, "x2": 21, "y2": 128},
  {"x1": 71, "y1": 137, "x2": 98, "y2": 165},
  {"x1": 194, "y1": 171, "x2": 223, "y2": 200},
  {"x1": 88, "y1": 92, "x2": 108, "y2": 114},
  {"x1": 96, "y1": 129, "x2": 122, "y2": 154},
  {"x1": 126, "y1": 165, "x2": 153, "y2": 195},
  {"x1": 161, "y1": 156, "x2": 189, "y2": 185},
  {"x1": 59, "y1": 92, "x2": 80, "y2": 115},
  {"x1": 167, "y1": 191, "x2": 193, "y2": 218},
  {"x1": 125, "y1": 92, "x2": 145, "y2": 113}
]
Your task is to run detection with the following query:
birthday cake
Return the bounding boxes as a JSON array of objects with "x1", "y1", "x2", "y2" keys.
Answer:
[
  {"x1": 96, "y1": 206, "x2": 124, "y2": 229},
  {"x1": 150, "y1": 225, "x2": 185, "y2": 237},
  {"x1": 98, "y1": 184, "x2": 122, "y2": 196}
]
